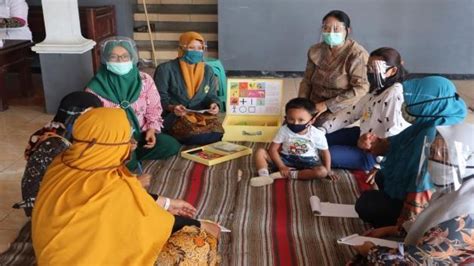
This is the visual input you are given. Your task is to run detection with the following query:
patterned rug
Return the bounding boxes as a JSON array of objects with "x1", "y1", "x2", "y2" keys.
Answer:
[{"x1": 0, "y1": 142, "x2": 368, "y2": 265}]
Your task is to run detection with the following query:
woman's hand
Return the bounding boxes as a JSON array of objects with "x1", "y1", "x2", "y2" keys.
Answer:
[
  {"x1": 208, "y1": 103, "x2": 220, "y2": 115},
  {"x1": 172, "y1": 104, "x2": 187, "y2": 117},
  {"x1": 358, "y1": 133, "x2": 389, "y2": 156},
  {"x1": 353, "y1": 241, "x2": 375, "y2": 257},
  {"x1": 143, "y1": 128, "x2": 156, "y2": 149},
  {"x1": 168, "y1": 199, "x2": 197, "y2": 218},
  {"x1": 137, "y1": 174, "x2": 151, "y2": 188},
  {"x1": 358, "y1": 133, "x2": 377, "y2": 151},
  {"x1": 315, "y1": 101, "x2": 328, "y2": 116},
  {"x1": 130, "y1": 138, "x2": 138, "y2": 151},
  {"x1": 363, "y1": 225, "x2": 399, "y2": 238}
]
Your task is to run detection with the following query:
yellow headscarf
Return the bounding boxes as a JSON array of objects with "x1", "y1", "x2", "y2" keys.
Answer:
[
  {"x1": 178, "y1": 31, "x2": 206, "y2": 99},
  {"x1": 32, "y1": 107, "x2": 174, "y2": 265}
]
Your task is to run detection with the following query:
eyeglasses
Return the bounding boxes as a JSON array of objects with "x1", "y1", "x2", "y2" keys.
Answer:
[
  {"x1": 108, "y1": 54, "x2": 131, "y2": 62},
  {"x1": 180, "y1": 44, "x2": 207, "y2": 51},
  {"x1": 321, "y1": 24, "x2": 345, "y2": 33}
]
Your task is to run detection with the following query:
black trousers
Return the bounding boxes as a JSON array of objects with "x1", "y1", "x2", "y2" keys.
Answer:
[
  {"x1": 172, "y1": 215, "x2": 201, "y2": 233},
  {"x1": 355, "y1": 172, "x2": 404, "y2": 228}
]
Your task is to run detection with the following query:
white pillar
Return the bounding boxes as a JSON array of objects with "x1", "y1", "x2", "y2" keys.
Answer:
[
  {"x1": 32, "y1": 0, "x2": 97, "y2": 113},
  {"x1": 32, "y1": 0, "x2": 95, "y2": 54}
]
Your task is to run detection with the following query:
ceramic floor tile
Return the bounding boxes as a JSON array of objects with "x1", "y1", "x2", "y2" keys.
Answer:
[
  {"x1": 0, "y1": 106, "x2": 43, "y2": 123},
  {"x1": 0, "y1": 180, "x2": 22, "y2": 211},
  {"x1": 0, "y1": 210, "x2": 28, "y2": 230},
  {"x1": 0, "y1": 160, "x2": 16, "y2": 172},
  {"x1": 0, "y1": 172, "x2": 22, "y2": 181},
  {"x1": 3, "y1": 120, "x2": 47, "y2": 136},
  {"x1": 1, "y1": 160, "x2": 26, "y2": 179},
  {"x1": 0, "y1": 151, "x2": 22, "y2": 162},
  {"x1": 0, "y1": 229, "x2": 20, "y2": 253}
]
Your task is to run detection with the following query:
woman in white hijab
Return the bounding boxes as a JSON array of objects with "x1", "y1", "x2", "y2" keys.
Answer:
[{"x1": 352, "y1": 122, "x2": 474, "y2": 265}]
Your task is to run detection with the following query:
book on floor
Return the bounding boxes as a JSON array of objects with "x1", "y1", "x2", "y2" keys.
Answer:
[
  {"x1": 181, "y1": 141, "x2": 252, "y2": 166},
  {"x1": 337, "y1": 234, "x2": 400, "y2": 249},
  {"x1": 309, "y1": 195, "x2": 359, "y2": 218}
]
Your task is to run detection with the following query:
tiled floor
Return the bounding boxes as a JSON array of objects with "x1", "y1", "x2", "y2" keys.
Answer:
[
  {"x1": 0, "y1": 77, "x2": 472, "y2": 253},
  {"x1": 0, "y1": 105, "x2": 53, "y2": 252}
]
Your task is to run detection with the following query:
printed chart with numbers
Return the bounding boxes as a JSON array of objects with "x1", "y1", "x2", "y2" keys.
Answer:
[{"x1": 227, "y1": 79, "x2": 283, "y2": 115}]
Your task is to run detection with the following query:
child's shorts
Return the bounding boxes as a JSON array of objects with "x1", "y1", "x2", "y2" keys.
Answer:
[{"x1": 269, "y1": 153, "x2": 321, "y2": 172}]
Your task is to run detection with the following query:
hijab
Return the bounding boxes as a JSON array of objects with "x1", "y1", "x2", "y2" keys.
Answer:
[
  {"x1": 178, "y1": 31, "x2": 206, "y2": 99},
  {"x1": 381, "y1": 76, "x2": 467, "y2": 200},
  {"x1": 87, "y1": 38, "x2": 143, "y2": 139}
]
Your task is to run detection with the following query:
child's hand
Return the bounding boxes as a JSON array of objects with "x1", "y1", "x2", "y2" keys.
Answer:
[
  {"x1": 327, "y1": 170, "x2": 340, "y2": 181},
  {"x1": 279, "y1": 166, "x2": 291, "y2": 178}
]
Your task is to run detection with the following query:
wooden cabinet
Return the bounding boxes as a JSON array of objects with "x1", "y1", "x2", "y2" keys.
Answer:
[{"x1": 28, "y1": 5, "x2": 116, "y2": 73}]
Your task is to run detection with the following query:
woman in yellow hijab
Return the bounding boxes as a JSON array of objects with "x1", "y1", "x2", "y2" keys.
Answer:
[
  {"x1": 154, "y1": 31, "x2": 224, "y2": 145},
  {"x1": 32, "y1": 108, "x2": 220, "y2": 265}
]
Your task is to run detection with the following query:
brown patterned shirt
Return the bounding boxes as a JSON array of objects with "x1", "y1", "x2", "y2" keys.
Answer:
[{"x1": 298, "y1": 39, "x2": 370, "y2": 114}]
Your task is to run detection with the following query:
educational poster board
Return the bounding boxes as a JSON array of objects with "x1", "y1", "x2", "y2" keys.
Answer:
[{"x1": 227, "y1": 79, "x2": 283, "y2": 116}]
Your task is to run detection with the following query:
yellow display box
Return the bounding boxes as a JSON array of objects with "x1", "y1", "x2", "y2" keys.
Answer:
[
  {"x1": 222, "y1": 78, "x2": 283, "y2": 142},
  {"x1": 181, "y1": 141, "x2": 252, "y2": 166}
]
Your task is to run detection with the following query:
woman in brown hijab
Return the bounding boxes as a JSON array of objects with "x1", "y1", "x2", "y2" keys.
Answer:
[{"x1": 154, "y1": 32, "x2": 224, "y2": 145}]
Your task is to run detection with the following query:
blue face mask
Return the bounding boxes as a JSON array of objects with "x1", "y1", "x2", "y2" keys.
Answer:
[
  {"x1": 322, "y1": 32, "x2": 345, "y2": 46},
  {"x1": 182, "y1": 50, "x2": 204, "y2": 64},
  {"x1": 106, "y1": 61, "x2": 133, "y2": 75}
]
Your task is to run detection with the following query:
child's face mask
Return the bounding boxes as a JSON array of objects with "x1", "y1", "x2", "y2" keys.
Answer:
[{"x1": 287, "y1": 122, "x2": 310, "y2": 134}]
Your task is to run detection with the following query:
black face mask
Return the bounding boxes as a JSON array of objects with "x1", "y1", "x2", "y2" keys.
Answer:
[
  {"x1": 368, "y1": 67, "x2": 396, "y2": 95},
  {"x1": 285, "y1": 112, "x2": 319, "y2": 134},
  {"x1": 367, "y1": 72, "x2": 380, "y2": 89},
  {"x1": 287, "y1": 123, "x2": 309, "y2": 133}
]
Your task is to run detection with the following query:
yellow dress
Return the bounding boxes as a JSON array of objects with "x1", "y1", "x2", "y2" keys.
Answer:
[{"x1": 32, "y1": 107, "x2": 174, "y2": 265}]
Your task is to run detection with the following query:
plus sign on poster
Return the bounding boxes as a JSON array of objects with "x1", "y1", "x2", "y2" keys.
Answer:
[{"x1": 228, "y1": 79, "x2": 282, "y2": 115}]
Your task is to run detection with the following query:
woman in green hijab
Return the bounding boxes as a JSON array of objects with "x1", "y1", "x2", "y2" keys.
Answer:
[{"x1": 86, "y1": 36, "x2": 181, "y2": 171}]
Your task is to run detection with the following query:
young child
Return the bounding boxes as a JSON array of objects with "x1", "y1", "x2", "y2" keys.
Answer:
[{"x1": 251, "y1": 97, "x2": 339, "y2": 187}]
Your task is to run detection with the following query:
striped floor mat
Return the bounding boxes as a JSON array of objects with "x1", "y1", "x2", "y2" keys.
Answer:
[
  {"x1": 232, "y1": 143, "x2": 368, "y2": 265},
  {"x1": 0, "y1": 142, "x2": 368, "y2": 265}
]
